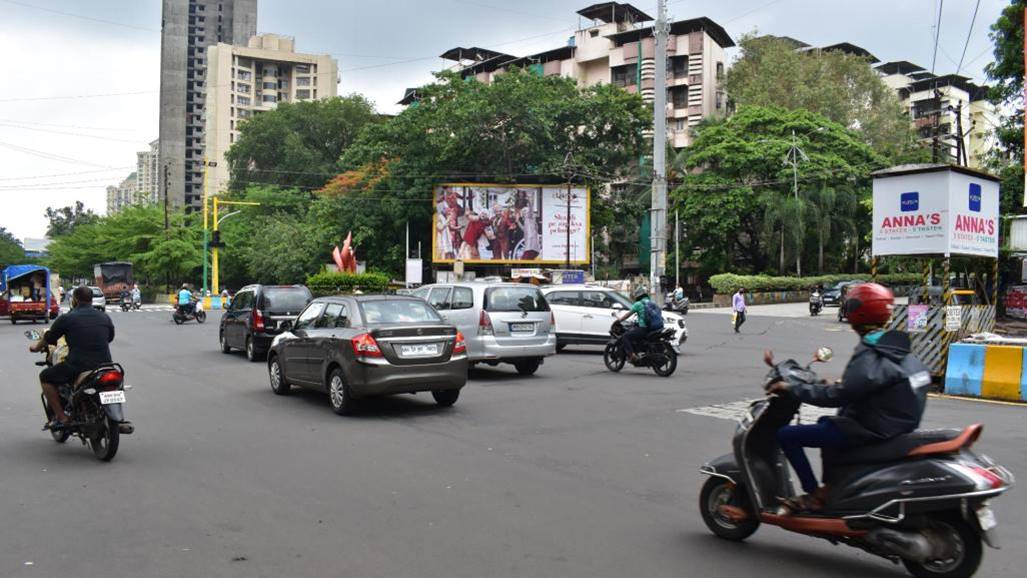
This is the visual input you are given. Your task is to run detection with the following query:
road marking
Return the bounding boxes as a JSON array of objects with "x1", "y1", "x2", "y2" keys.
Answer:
[{"x1": 676, "y1": 399, "x2": 837, "y2": 422}]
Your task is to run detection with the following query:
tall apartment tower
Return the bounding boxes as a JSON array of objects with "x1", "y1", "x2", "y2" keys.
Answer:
[{"x1": 159, "y1": 0, "x2": 257, "y2": 210}]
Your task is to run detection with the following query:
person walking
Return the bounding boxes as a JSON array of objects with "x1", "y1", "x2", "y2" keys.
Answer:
[{"x1": 732, "y1": 287, "x2": 747, "y2": 333}]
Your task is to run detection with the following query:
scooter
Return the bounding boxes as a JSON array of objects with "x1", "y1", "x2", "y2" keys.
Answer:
[
  {"x1": 809, "y1": 291, "x2": 823, "y2": 316},
  {"x1": 172, "y1": 302, "x2": 206, "y2": 324},
  {"x1": 120, "y1": 293, "x2": 141, "y2": 312},
  {"x1": 698, "y1": 347, "x2": 1013, "y2": 578},
  {"x1": 664, "y1": 291, "x2": 690, "y2": 315},
  {"x1": 603, "y1": 320, "x2": 678, "y2": 377}
]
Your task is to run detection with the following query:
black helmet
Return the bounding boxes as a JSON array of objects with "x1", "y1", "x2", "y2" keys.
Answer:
[{"x1": 631, "y1": 286, "x2": 648, "y2": 301}]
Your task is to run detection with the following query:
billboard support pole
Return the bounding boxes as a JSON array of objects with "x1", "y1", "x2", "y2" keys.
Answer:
[
  {"x1": 405, "y1": 220, "x2": 410, "y2": 288},
  {"x1": 566, "y1": 180, "x2": 572, "y2": 267}
]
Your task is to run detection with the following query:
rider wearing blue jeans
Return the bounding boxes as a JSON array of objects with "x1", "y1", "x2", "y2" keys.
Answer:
[
  {"x1": 617, "y1": 286, "x2": 651, "y2": 361},
  {"x1": 177, "y1": 284, "x2": 194, "y2": 315},
  {"x1": 766, "y1": 283, "x2": 930, "y2": 513}
]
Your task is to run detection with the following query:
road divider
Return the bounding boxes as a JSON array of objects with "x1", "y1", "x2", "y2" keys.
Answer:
[{"x1": 945, "y1": 343, "x2": 1027, "y2": 402}]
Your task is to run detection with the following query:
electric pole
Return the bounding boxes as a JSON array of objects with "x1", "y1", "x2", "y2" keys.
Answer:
[{"x1": 650, "y1": 0, "x2": 669, "y2": 302}]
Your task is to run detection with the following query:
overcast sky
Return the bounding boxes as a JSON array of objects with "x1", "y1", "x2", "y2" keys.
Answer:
[{"x1": 0, "y1": 0, "x2": 1010, "y2": 241}]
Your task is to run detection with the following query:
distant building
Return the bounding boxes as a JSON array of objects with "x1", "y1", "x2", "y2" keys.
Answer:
[
  {"x1": 158, "y1": 0, "x2": 258, "y2": 211},
  {"x1": 410, "y1": 2, "x2": 734, "y2": 149},
  {"x1": 22, "y1": 238, "x2": 51, "y2": 259},
  {"x1": 106, "y1": 172, "x2": 138, "y2": 215},
  {"x1": 204, "y1": 33, "x2": 339, "y2": 193},
  {"x1": 136, "y1": 139, "x2": 160, "y2": 205}
]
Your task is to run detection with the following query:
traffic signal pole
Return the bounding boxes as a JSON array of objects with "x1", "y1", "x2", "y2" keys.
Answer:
[{"x1": 211, "y1": 197, "x2": 260, "y2": 294}]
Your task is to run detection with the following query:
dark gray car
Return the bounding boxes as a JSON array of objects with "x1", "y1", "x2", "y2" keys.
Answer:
[{"x1": 266, "y1": 295, "x2": 468, "y2": 414}]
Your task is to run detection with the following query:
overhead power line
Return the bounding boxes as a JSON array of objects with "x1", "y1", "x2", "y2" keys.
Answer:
[
  {"x1": 0, "y1": 0, "x2": 158, "y2": 32},
  {"x1": 0, "y1": 140, "x2": 118, "y2": 168},
  {"x1": 930, "y1": 0, "x2": 945, "y2": 74},
  {"x1": 955, "y1": 0, "x2": 982, "y2": 75}
]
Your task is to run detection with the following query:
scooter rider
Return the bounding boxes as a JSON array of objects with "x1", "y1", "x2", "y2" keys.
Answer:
[
  {"x1": 177, "y1": 284, "x2": 194, "y2": 316},
  {"x1": 766, "y1": 283, "x2": 930, "y2": 513},
  {"x1": 617, "y1": 286, "x2": 653, "y2": 361}
]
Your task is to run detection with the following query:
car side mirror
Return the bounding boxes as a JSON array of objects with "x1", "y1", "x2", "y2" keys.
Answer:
[
  {"x1": 612, "y1": 303, "x2": 626, "y2": 310},
  {"x1": 280, "y1": 320, "x2": 293, "y2": 331}
]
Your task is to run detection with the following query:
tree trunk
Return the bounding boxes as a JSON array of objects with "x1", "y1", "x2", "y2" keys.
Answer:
[
  {"x1": 818, "y1": 226, "x2": 824, "y2": 274},
  {"x1": 852, "y1": 232, "x2": 859, "y2": 274},
  {"x1": 779, "y1": 228, "x2": 785, "y2": 274}
]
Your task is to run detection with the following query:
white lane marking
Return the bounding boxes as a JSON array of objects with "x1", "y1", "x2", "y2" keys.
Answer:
[{"x1": 676, "y1": 399, "x2": 836, "y2": 422}]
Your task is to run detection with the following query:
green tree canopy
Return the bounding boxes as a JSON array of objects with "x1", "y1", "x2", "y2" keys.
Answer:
[
  {"x1": 724, "y1": 35, "x2": 926, "y2": 163},
  {"x1": 0, "y1": 226, "x2": 25, "y2": 265},
  {"x1": 984, "y1": 0, "x2": 1025, "y2": 216},
  {"x1": 672, "y1": 106, "x2": 884, "y2": 275},
  {"x1": 45, "y1": 201, "x2": 99, "y2": 238},
  {"x1": 225, "y1": 95, "x2": 381, "y2": 192}
]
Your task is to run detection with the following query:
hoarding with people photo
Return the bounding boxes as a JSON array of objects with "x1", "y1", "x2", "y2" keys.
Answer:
[{"x1": 432, "y1": 183, "x2": 589, "y2": 264}]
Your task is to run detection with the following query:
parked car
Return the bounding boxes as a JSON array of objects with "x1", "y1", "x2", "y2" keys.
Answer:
[
  {"x1": 540, "y1": 285, "x2": 688, "y2": 351},
  {"x1": 412, "y1": 282, "x2": 557, "y2": 375},
  {"x1": 220, "y1": 284, "x2": 313, "y2": 361},
  {"x1": 822, "y1": 281, "x2": 857, "y2": 307},
  {"x1": 267, "y1": 295, "x2": 468, "y2": 414},
  {"x1": 89, "y1": 286, "x2": 107, "y2": 312}
]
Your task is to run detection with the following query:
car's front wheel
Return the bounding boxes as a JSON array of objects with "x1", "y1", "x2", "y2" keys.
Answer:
[
  {"x1": 432, "y1": 389, "x2": 460, "y2": 407},
  {"x1": 327, "y1": 368, "x2": 355, "y2": 415},
  {"x1": 268, "y1": 355, "x2": 290, "y2": 395}
]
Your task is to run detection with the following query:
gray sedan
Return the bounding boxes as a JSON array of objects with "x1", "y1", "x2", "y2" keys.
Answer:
[{"x1": 267, "y1": 295, "x2": 468, "y2": 414}]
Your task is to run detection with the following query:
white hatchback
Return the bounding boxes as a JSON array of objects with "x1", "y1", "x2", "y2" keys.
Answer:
[{"x1": 541, "y1": 285, "x2": 687, "y2": 351}]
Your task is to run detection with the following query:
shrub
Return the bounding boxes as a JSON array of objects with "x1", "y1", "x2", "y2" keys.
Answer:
[
  {"x1": 306, "y1": 271, "x2": 391, "y2": 296},
  {"x1": 708, "y1": 273, "x2": 921, "y2": 294}
]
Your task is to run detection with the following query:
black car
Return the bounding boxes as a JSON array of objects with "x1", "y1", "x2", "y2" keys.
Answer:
[
  {"x1": 267, "y1": 295, "x2": 468, "y2": 415},
  {"x1": 219, "y1": 284, "x2": 312, "y2": 361},
  {"x1": 822, "y1": 281, "x2": 857, "y2": 307}
]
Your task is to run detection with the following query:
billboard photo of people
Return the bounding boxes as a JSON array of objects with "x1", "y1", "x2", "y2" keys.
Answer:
[{"x1": 433, "y1": 184, "x2": 588, "y2": 264}]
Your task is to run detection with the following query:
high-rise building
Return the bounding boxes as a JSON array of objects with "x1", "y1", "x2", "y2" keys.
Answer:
[
  {"x1": 106, "y1": 172, "x2": 138, "y2": 215},
  {"x1": 159, "y1": 0, "x2": 257, "y2": 211},
  {"x1": 204, "y1": 34, "x2": 339, "y2": 192},
  {"x1": 408, "y1": 3, "x2": 734, "y2": 149},
  {"x1": 136, "y1": 139, "x2": 160, "y2": 204}
]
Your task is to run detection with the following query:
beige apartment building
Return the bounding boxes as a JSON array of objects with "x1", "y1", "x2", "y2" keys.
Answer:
[
  {"x1": 204, "y1": 34, "x2": 339, "y2": 193},
  {"x1": 410, "y1": 2, "x2": 733, "y2": 149},
  {"x1": 136, "y1": 139, "x2": 160, "y2": 205},
  {"x1": 106, "y1": 172, "x2": 138, "y2": 215}
]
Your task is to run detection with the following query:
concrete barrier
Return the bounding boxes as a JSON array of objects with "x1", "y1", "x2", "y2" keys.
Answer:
[{"x1": 945, "y1": 343, "x2": 1027, "y2": 402}]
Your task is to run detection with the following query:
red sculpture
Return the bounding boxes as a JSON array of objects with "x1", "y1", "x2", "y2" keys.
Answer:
[{"x1": 333, "y1": 232, "x2": 357, "y2": 273}]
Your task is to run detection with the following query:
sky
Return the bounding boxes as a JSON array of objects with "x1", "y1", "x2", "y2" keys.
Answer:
[{"x1": 0, "y1": 0, "x2": 1011, "y2": 242}]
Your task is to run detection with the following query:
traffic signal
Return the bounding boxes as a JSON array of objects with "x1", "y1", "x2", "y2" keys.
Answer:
[{"x1": 210, "y1": 231, "x2": 225, "y2": 248}]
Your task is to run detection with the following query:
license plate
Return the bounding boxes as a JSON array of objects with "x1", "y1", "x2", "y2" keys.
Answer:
[
  {"x1": 99, "y1": 390, "x2": 126, "y2": 405},
  {"x1": 976, "y1": 506, "x2": 997, "y2": 531},
  {"x1": 510, "y1": 322, "x2": 534, "y2": 333},
  {"x1": 400, "y1": 343, "x2": 440, "y2": 358}
]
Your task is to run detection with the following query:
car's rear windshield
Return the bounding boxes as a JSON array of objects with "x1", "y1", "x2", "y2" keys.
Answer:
[
  {"x1": 261, "y1": 287, "x2": 311, "y2": 312},
  {"x1": 91, "y1": 288, "x2": 103, "y2": 297},
  {"x1": 485, "y1": 287, "x2": 550, "y2": 312},
  {"x1": 359, "y1": 299, "x2": 442, "y2": 325}
]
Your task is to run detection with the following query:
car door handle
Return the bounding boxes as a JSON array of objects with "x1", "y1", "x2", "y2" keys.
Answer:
[{"x1": 582, "y1": 314, "x2": 593, "y2": 319}]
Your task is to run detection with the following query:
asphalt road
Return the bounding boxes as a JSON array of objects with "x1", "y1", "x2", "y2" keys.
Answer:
[{"x1": 0, "y1": 306, "x2": 1022, "y2": 578}]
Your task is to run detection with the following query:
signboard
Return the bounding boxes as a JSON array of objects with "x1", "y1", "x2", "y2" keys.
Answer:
[
  {"x1": 1006, "y1": 285, "x2": 1027, "y2": 319},
  {"x1": 405, "y1": 258, "x2": 422, "y2": 286},
  {"x1": 552, "y1": 270, "x2": 586, "y2": 284},
  {"x1": 945, "y1": 305, "x2": 962, "y2": 332},
  {"x1": 433, "y1": 184, "x2": 590, "y2": 264},
  {"x1": 907, "y1": 304, "x2": 930, "y2": 332},
  {"x1": 872, "y1": 167, "x2": 999, "y2": 258}
]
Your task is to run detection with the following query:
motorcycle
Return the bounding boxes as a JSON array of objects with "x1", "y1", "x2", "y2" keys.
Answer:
[
  {"x1": 698, "y1": 348, "x2": 1014, "y2": 578},
  {"x1": 603, "y1": 320, "x2": 678, "y2": 377},
  {"x1": 664, "y1": 291, "x2": 690, "y2": 315},
  {"x1": 25, "y1": 330, "x2": 133, "y2": 462},
  {"x1": 120, "y1": 293, "x2": 141, "y2": 312},
  {"x1": 172, "y1": 302, "x2": 206, "y2": 324},
  {"x1": 809, "y1": 291, "x2": 823, "y2": 316}
]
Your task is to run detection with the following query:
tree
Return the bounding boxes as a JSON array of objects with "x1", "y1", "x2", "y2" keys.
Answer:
[
  {"x1": 44, "y1": 201, "x2": 98, "y2": 237},
  {"x1": 984, "y1": 0, "x2": 1025, "y2": 216},
  {"x1": 225, "y1": 95, "x2": 381, "y2": 192},
  {"x1": 671, "y1": 106, "x2": 883, "y2": 276},
  {"x1": 725, "y1": 35, "x2": 927, "y2": 163},
  {"x1": 0, "y1": 227, "x2": 25, "y2": 264}
]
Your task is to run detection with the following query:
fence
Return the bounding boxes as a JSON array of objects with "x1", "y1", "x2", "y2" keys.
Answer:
[{"x1": 887, "y1": 304, "x2": 996, "y2": 376}]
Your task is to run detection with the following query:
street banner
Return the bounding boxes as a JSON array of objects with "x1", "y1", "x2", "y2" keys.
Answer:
[
  {"x1": 433, "y1": 184, "x2": 590, "y2": 264},
  {"x1": 945, "y1": 305, "x2": 962, "y2": 332},
  {"x1": 1006, "y1": 285, "x2": 1027, "y2": 319},
  {"x1": 872, "y1": 167, "x2": 999, "y2": 258},
  {"x1": 907, "y1": 305, "x2": 930, "y2": 332}
]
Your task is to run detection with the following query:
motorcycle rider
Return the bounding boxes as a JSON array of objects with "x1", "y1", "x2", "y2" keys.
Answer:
[
  {"x1": 177, "y1": 283, "x2": 194, "y2": 316},
  {"x1": 131, "y1": 283, "x2": 141, "y2": 307},
  {"x1": 616, "y1": 286, "x2": 654, "y2": 361},
  {"x1": 29, "y1": 285, "x2": 115, "y2": 429},
  {"x1": 766, "y1": 283, "x2": 930, "y2": 513}
]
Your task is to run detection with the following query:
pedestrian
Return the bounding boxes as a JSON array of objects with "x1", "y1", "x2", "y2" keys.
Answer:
[{"x1": 732, "y1": 287, "x2": 747, "y2": 333}]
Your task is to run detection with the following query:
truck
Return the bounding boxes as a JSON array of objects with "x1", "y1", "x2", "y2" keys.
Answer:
[
  {"x1": 1, "y1": 265, "x2": 60, "y2": 324},
  {"x1": 94, "y1": 261, "x2": 134, "y2": 304}
]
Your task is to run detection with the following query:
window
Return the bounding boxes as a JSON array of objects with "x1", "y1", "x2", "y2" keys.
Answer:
[
  {"x1": 316, "y1": 303, "x2": 346, "y2": 328},
  {"x1": 671, "y1": 86, "x2": 688, "y2": 109},
  {"x1": 295, "y1": 63, "x2": 310, "y2": 73},
  {"x1": 671, "y1": 56, "x2": 688, "y2": 78},
  {"x1": 545, "y1": 291, "x2": 580, "y2": 306},
  {"x1": 294, "y1": 302, "x2": 326, "y2": 330},
  {"x1": 412, "y1": 287, "x2": 430, "y2": 300},
  {"x1": 675, "y1": 118, "x2": 686, "y2": 131},
  {"x1": 296, "y1": 77, "x2": 311, "y2": 87},
  {"x1": 262, "y1": 94, "x2": 277, "y2": 103},
  {"x1": 451, "y1": 287, "x2": 474, "y2": 309},
  {"x1": 296, "y1": 89, "x2": 311, "y2": 99},
  {"x1": 237, "y1": 95, "x2": 251, "y2": 105},
  {"x1": 485, "y1": 287, "x2": 549, "y2": 312},
  {"x1": 359, "y1": 300, "x2": 442, "y2": 324},
  {"x1": 263, "y1": 81, "x2": 276, "y2": 89},
  {"x1": 716, "y1": 62, "x2": 724, "y2": 80},
  {"x1": 580, "y1": 291, "x2": 618, "y2": 309},
  {"x1": 278, "y1": 80, "x2": 289, "y2": 89},
  {"x1": 589, "y1": 29, "x2": 599, "y2": 37},
  {"x1": 611, "y1": 64, "x2": 637, "y2": 87},
  {"x1": 236, "y1": 83, "x2": 251, "y2": 93},
  {"x1": 236, "y1": 70, "x2": 251, "y2": 80},
  {"x1": 427, "y1": 287, "x2": 452, "y2": 310},
  {"x1": 231, "y1": 291, "x2": 253, "y2": 310},
  {"x1": 237, "y1": 108, "x2": 251, "y2": 118}
]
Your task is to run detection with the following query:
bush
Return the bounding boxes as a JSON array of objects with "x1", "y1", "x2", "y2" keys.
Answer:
[
  {"x1": 708, "y1": 273, "x2": 921, "y2": 294},
  {"x1": 306, "y1": 271, "x2": 391, "y2": 296}
]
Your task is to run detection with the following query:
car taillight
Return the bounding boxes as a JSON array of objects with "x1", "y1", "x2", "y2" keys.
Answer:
[
  {"x1": 478, "y1": 310, "x2": 494, "y2": 336},
  {"x1": 549, "y1": 311, "x2": 556, "y2": 334},
  {"x1": 351, "y1": 333, "x2": 383, "y2": 358},
  {"x1": 97, "y1": 371, "x2": 123, "y2": 389},
  {"x1": 453, "y1": 331, "x2": 467, "y2": 355},
  {"x1": 252, "y1": 308, "x2": 265, "y2": 331}
]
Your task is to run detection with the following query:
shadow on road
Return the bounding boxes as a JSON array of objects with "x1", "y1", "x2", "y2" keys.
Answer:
[{"x1": 246, "y1": 386, "x2": 458, "y2": 420}]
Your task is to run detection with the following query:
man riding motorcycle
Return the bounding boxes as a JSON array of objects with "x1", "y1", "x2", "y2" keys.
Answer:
[
  {"x1": 765, "y1": 283, "x2": 930, "y2": 513},
  {"x1": 177, "y1": 284, "x2": 195, "y2": 316},
  {"x1": 617, "y1": 286, "x2": 655, "y2": 361},
  {"x1": 29, "y1": 285, "x2": 116, "y2": 429}
]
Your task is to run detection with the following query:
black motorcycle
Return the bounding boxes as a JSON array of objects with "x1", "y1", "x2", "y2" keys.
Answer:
[
  {"x1": 603, "y1": 320, "x2": 678, "y2": 377},
  {"x1": 25, "y1": 330, "x2": 133, "y2": 462},
  {"x1": 120, "y1": 292, "x2": 141, "y2": 312},
  {"x1": 698, "y1": 348, "x2": 1013, "y2": 578},
  {"x1": 809, "y1": 291, "x2": 823, "y2": 316},
  {"x1": 172, "y1": 303, "x2": 206, "y2": 324},
  {"x1": 664, "y1": 291, "x2": 690, "y2": 315}
]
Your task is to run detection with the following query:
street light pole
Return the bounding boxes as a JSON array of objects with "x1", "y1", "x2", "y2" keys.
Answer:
[
  {"x1": 202, "y1": 158, "x2": 209, "y2": 293},
  {"x1": 650, "y1": 0, "x2": 669, "y2": 302}
]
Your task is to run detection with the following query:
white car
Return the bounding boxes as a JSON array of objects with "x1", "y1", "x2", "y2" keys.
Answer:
[{"x1": 541, "y1": 285, "x2": 687, "y2": 351}]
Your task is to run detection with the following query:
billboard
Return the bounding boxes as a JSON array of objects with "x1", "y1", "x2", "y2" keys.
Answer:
[
  {"x1": 872, "y1": 167, "x2": 999, "y2": 258},
  {"x1": 433, "y1": 184, "x2": 589, "y2": 264}
]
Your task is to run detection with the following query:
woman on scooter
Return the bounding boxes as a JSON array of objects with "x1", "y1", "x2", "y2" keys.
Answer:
[{"x1": 765, "y1": 283, "x2": 931, "y2": 514}]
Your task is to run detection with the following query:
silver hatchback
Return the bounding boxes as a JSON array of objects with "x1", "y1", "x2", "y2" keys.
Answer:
[{"x1": 413, "y1": 282, "x2": 557, "y2": 375}]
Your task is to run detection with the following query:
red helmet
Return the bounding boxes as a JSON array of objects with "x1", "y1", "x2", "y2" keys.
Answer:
[{"x1": 844, "y1": 283, "x2": 894, "y2": 326}]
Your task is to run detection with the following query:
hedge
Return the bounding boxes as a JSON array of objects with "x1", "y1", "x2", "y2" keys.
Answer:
[
  {"x1": 306, "y1": 271, "x2": 391, "y2": 296},
  {"x1": 709, "y1": 273, "x2": 922, "y2": 294}
]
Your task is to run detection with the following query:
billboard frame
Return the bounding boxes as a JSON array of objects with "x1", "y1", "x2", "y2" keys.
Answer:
[{"x1": 432, "y1": 182, "x2": 591, "y2": 266}]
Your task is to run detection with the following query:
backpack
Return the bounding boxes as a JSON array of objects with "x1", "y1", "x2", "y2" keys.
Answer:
[{"x1": 643, "y1": 299, "x2": 664, "y2": 330}]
